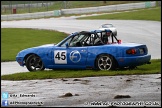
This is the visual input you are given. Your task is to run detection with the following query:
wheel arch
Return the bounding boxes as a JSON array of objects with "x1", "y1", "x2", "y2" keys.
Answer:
[
  {"x1": 24, "y1": 53, "x2": 40, "y2": 65},
  {"x1": 25, "y1": 53, "x2": 45, "y2": 71},
  {"x1": 94, "y1": 53, "x2": 119, "y2": 69}
]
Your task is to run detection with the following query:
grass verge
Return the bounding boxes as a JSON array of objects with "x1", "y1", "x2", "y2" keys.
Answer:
[
  {"x1": 78, "y1": 7, "x2": 161, "y2": 21},
  {"x1": 1, "y1": 28, "x2": 68, "y2": 61},
  {"x1": 1, "y1": 59, "x2": 161, "y2": 81}
]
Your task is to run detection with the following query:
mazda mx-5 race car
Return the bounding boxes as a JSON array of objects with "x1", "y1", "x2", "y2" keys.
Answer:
[{"x1": 16, "y1": 29, "x2": 151, "y2": 72}]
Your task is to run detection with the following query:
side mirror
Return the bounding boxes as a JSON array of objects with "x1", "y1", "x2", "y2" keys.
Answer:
[{"x1": 65, "y1": 42, "x2": 69, "y2": 48}]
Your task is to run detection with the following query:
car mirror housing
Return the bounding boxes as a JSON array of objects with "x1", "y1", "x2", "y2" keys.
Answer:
[{"x1": 65, "y1": 42, "x2": 69, "y2": 48}]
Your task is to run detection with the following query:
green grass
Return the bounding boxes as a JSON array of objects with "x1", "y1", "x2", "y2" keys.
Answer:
[
  {"x1": 78, "y1": 7, "x2": 161, "y2": 21},
  {"x1": 1, "y1": 59, "x2": 161, "y2": 81},
  {"x1": 1, "y1": 28, "x2": 68, "y2": 61}
]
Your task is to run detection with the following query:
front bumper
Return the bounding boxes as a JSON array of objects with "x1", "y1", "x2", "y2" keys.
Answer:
[{"x1": 16, "y1": 57, "x2": 24, "y2": 66}]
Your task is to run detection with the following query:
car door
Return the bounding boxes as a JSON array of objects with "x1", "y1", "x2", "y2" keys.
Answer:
[
  {"x1": 50, "y1": 32, "x2": 91, "y2": 69},
  {"x1": 52, "y1": 46, "x2": 87, "y2": 69}
]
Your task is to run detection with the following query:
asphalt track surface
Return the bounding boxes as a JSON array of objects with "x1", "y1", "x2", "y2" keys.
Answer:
[{"x1": 1, "y1": 14, "x2": 161, "y2": 107}]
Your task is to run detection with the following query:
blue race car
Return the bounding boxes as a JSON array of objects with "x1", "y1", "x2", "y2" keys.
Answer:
[{"x1": 16, "y1": 29, "x2": 151, "y2": 71}]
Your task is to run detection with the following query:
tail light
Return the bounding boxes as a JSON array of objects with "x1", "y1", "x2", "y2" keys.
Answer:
[{"x1": 126, "y1": 49, "x2": 136, "y2": 54}]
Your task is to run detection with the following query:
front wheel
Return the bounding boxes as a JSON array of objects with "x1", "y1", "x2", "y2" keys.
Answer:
[
  {"x1": 26, "y1": 54, "x2": 45, "y2": 72},
  {"x1": 96, "y1": 54, "x2": 116, "y2": 70}
]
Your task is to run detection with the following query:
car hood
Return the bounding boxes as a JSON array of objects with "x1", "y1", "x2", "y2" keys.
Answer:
[
  {"x1": 36, "y1": 44, "x2": 55, "y2": 48},
  {"x1": 28, "y1": 43, "x2": 56, "y2": 51},
  {"x1": 17, "y1": 44, "x2": 56, "y2": 55}
]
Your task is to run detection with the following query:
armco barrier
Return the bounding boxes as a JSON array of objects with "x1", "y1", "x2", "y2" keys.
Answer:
[
  {"x1": 1, "y1": 11, "x2": 54, "y2": 20},
  {"x1": 1, "y1": 2, "x2": 55, "y2": 9},
  {"x1": 54, "y1": 10, "x2": 62, "y2": 16},
  {"x1": 1, "y1": 1, "x2": 156, "y2": 21}
]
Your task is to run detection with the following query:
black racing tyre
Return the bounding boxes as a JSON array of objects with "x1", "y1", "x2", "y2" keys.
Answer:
[
  {"x1": 96, "y1": 54, "x2": 116, "y2": 70},
  {"x1": 26, "y1": 54, "x2": 45, "y2": 72}
]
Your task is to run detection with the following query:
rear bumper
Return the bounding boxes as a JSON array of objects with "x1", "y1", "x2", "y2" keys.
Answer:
[{"x1": 117, "y1": 55, "x2": 151, "y2": 67}]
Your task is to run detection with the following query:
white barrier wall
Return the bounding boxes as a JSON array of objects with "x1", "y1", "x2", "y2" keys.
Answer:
[
  {"x1": 1, "y1": 2, "x2": 55, "y2": 9},
  {"x1": 1, "y1": 1, "x2": 156, "y2": 21},
  {"x1": 1, "y1": 11, "x2": 54, "y2": 20}
]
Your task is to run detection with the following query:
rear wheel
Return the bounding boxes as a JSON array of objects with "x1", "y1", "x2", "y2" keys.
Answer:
[
  {"x1": 26, "y1": 54, "x2": 45, "y2": 72},
  {"x1": 96, "y1": 54, "x2": 116, "y2": 70}
]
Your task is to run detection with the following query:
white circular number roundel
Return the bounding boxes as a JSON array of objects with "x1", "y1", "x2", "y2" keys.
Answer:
[
  {"x1": 70, "y1": 50, "x2": 81, "y2": 63},
  {"x1": 54, "y1": 50, "x2": 67, "y2": 64}
]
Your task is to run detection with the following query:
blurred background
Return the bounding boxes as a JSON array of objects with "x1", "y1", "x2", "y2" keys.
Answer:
[{"x1": 2, "y1": 1, "x2": 160, "y2": 15}]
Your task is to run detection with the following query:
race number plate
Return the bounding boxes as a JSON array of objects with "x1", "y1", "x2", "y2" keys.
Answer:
[{"x1": 54, "y1": 50, "x2": 67, "y2": 64}]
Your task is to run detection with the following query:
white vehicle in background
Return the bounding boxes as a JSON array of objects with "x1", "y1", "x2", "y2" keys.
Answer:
[{"x1": 99, "y1": 24, "x2": 117, "y2": 36}]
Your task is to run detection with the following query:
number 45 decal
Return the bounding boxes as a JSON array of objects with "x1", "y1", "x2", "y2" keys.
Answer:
[{"x1": 54, "y1": 50, "x2": 67, "y2": 64}]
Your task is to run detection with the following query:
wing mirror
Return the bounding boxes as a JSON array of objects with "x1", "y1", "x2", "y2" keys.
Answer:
[{"x1": 65, "y1": 42, "x2": 69, "y2": 48}]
